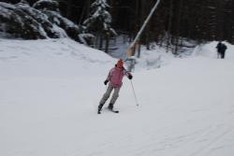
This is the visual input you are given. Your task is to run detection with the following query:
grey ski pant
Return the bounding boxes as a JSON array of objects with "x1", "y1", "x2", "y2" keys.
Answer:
[{"x1": 99, "y1": 85, "x2": 120, "y2": 107}]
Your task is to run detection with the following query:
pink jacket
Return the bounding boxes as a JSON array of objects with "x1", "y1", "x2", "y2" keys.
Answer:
[{"x1": 107, "y1": 66, "x2": 130, "y2": 88}]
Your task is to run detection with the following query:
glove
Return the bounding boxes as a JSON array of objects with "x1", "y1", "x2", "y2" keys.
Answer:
[
  {"x1": 128, "y1": 74, "x2": 133, "y2": 80},
  {"x1": 104, "y1": 80, "x2": 109, "y2": 85}
]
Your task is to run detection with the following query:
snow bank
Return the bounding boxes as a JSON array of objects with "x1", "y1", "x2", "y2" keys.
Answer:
[
  {"x1": 0, "y1": 38, "x2": 234, "y2": 156},
  {"x1": 192, "y1": 41, "x2": 234, "y2": 60},
  {"x1": 0, "y1": 38, "x2": 115, "y2": 77}
]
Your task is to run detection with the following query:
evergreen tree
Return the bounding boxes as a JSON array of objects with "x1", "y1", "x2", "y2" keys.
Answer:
[
  {"x1": 83, "y1": 0, "x2": 116, "y2": 52},
  {"x1": 0, "y1": 0, "x2": 81, "y2": 40}
]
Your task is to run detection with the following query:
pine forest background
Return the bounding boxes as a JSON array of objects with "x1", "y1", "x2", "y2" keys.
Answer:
[{"x1": 1, "y1": 0, "x2": 234, "y2": 55}]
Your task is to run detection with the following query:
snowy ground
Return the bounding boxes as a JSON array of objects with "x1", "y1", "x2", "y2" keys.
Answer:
[{"x1": 0, "y1": 38, "x2": 234, "y2": 156}]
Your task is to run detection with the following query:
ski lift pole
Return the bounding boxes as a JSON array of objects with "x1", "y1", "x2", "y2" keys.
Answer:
[
  {"x1": 126, "y1": 0, "x2": 161, "y2": 71},
  {"x1": 128, "y1": 0, "x2": 161, "y2": 51}
]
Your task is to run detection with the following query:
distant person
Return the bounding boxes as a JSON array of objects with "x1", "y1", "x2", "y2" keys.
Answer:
[
  {"x1": 98, "y1": 59, "x2": 133, "y2": 114},
  {"x1": 216, "y1": 41, "x2": 227, "y2": 59}
]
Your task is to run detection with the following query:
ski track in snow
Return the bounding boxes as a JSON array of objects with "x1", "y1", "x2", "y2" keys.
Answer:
[{"x1": 0, "y1": 39, "x2": 234, "y2": 156}]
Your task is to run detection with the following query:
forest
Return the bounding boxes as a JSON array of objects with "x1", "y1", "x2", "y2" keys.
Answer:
[{"x1": 1, "y1": 0, "x2": 234, "y2": 54}]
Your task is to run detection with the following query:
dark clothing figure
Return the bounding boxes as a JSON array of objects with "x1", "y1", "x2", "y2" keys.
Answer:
[{"x1": 216, "y1": 42, "x2": 227, "y2": 59}]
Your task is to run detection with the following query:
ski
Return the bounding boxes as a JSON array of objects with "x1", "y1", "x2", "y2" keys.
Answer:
[
  {"x1": 110, "y1": 110, "x2": 119, "y2": 113},
  {"x1": 97, "y1": 109, "x2": 119, "y2": 114},
  {"x1": 108, "y1": 107, "x2": 119, "y2": 113}
]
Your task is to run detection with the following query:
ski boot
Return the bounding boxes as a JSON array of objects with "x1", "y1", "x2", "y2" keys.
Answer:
[
  {"x1": 98, "y1": 104, "x2": 103, "y2": 114},
  {"x1": 108, "y1": 103, "x2": 114, "y2": 110}
]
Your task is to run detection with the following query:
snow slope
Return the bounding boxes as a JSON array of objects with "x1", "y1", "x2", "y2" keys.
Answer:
[{"x1": 0, "y1": 38, "x2": 234, "y2": 156}]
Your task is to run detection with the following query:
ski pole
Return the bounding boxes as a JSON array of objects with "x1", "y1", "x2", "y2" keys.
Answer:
[{"x1": 130, "y1": 80, "x2": 139, "y2": 106}]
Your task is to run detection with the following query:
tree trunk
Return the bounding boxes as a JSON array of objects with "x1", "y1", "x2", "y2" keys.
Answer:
[
  {"x1": 99, "y1": 34, "x2": 103, "y2": 50},
  {"x1": 166, "y1": 0, "x2": 173, "y2": 53},
  {"x1": 66, "y1": 0, "x2": 73, "y2": 19},
  {"x1": 174, "y1": 0, "x2": 183, "y2": 55},
  {"x1": 105, "y1": 33, "x2": 110, "y2": 53}
]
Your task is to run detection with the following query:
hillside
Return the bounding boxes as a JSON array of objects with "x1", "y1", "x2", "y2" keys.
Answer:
[{"x1": 0, "y1": 38, "x2": 234, "y2": 156}]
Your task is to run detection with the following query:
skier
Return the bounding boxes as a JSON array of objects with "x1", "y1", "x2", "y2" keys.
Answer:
[
  {"x1": 98, "y1": 59, "x2": 133, "y2": 114},
  {"x1": 216, "y1": 41, "x2": 227, "y2": 59}
]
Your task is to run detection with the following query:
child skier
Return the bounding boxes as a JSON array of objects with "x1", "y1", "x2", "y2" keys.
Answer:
[{"x1": 98, "y1": 59, "x2": 133, "y2": 114}]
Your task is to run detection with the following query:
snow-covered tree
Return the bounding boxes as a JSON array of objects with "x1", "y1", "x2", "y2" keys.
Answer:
[
  {"x1": 0, "y1": 1, "x2": 48, "y2": 39},
  {"x1": 83, "y1": 0, "x2": 117, "y2": 52},
  {"x1": 0, "y1": 0, "x2": 85, "y2": 41},
  {"x1": 33, "y1": 0, "x2": 79, "y2": 40}
]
